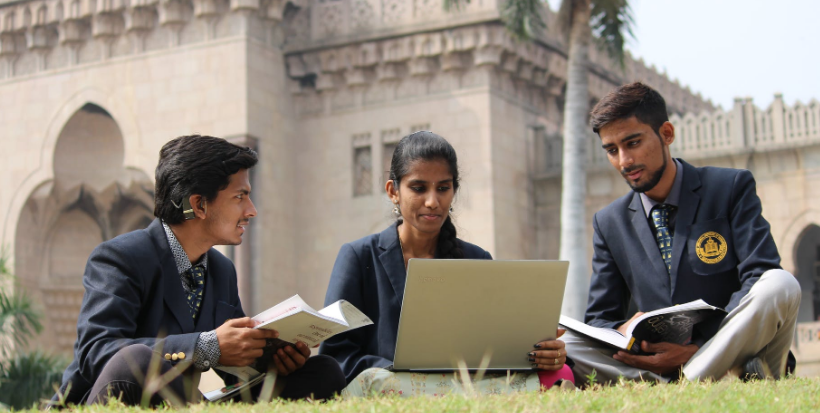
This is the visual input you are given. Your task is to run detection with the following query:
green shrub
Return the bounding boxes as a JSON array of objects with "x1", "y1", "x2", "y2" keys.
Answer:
[
  {"x1": 0, "y1": 351, "x2": 66, "y2": 410},
  {"x1": 0, "y1": 250, "x2": 66, "y2": 410}
]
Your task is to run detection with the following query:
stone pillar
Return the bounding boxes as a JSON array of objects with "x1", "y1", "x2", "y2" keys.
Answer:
[
  {"x1": 731, "y1": 97, "x2": 747, "y2": 149},
  {"x1": 743, "y1": 97, "x2": 756, "y2": 146},
  {"x1": 771, "y1": 93, "x2": 786, "y2": 143},
  {"x1": 227, "y1": 135, "x2": 259, "y2": 313}
]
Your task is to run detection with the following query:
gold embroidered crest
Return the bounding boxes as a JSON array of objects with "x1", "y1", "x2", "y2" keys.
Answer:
[{"x1": 696, "y1": 231, "x2": 728, "y2": 264}]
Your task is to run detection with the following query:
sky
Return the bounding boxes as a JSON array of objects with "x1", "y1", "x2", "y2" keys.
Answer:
[{"x1": 545, "y1": 0, "x2": 820, "y2": 110}]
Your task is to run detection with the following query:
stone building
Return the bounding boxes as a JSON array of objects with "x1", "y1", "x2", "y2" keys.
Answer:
[{"x1": 2, "y1": 0, "x2": 818, "y2": 375}]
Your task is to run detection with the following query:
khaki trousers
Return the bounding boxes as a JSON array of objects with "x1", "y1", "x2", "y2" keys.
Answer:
[{"x1": 562, "y1": 269, "x2": 801, "y2": 385}]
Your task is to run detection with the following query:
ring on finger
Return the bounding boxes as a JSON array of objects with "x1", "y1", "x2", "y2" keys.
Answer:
[{"x1": 553, "y1": 358, "x2": 559, "y2": 365}]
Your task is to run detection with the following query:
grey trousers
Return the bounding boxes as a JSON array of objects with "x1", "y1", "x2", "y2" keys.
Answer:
[{"x1": 562, "y1": 269, "x2": 801, "y2": 386}]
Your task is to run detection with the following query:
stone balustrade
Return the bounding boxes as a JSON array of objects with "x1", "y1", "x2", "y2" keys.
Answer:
[
  {"x1": 672, "y1": 95, "x2": 820, "y2": 157},
  {"x1": 532, "y1": 95, "x2": 820, "y2": 177}
]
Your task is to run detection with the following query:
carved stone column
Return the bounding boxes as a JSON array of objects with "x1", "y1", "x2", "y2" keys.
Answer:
[
  {"x1": 193, "y1": 0, "x2": 220, "y2": 40},
  {"x1": 230, "y1": 0, "x2": 260, "y2": 34},
  {"x1": 159, "y1": 0, "x2": 188, "y2": 47},
  {"x1": 125, "y1": 6, "x2": 155, "y2": 53},
  {"x1": 93, "y1": 11, "x2": 122, "y2": 59}
]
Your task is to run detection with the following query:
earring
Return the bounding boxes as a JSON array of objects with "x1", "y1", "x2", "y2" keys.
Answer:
[
  {"x1": 449, "y1": 206, "x2": 454, "y2": 213},
  {"x1": 393, "y1": 203, "x2": 401, "y2": 216}
]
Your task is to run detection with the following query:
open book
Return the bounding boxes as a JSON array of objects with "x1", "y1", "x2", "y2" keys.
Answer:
[
  {"x1": 559, "y1": 299, "x2": 725, "y2": 354},
  {"x1": 202, "y1": 295, "x2": 372, "y2": 401},
  {"x1": 252, "y1": 294, "x2": 374, "y2": 347}
]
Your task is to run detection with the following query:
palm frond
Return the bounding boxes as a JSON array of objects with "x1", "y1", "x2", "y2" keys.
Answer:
[
  {"x1": 0, "y1": 251, "x2": 9, "y2": 276},
  {"x1": 590, "y1": 0, "x2": 634, "y2": 66},
  {"x1": 0, "y1": 351, "x2": 67, "y2": 410},
  {"x1": 0, "y1": 289, "x2": 43, "y2": 356},
  {"x1": 501, "y1": 0, "x2": 547, "y2": 40}
]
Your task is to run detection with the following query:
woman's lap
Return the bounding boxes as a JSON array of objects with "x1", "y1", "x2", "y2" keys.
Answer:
[{"x1": 341, "y1": 368, "x2": 542, "y2": 397}]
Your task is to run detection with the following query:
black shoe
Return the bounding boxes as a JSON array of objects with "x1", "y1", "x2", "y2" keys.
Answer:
[{"x1": 740, "y1": 357, "x2": 771, "y2": 381}]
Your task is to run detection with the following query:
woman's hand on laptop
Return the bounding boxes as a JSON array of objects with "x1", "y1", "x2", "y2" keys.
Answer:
[{"x1": 529, "y1": 329, "x2": 567, "y2": 371}]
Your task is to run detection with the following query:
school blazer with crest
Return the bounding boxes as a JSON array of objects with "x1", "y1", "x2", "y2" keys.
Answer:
[
  {"x1": 55, "y1": 219, "x2": 245, "y2": 405},
  {"x1": 585, "y1": 159, "x2": 782, "y2": 344},
  {"x1": 319, "y1": 221, "x2": 492, "y2": 383}
]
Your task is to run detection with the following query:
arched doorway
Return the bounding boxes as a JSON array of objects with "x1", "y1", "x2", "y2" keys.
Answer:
[
  {"x1": 794, "y1": 224, "x2": 820, "y2": 323},
  {"x1": 14, "y1": 103, "x2": 154, "y2": 355}
]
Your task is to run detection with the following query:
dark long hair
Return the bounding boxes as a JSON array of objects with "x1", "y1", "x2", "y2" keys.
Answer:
[{"x1": 389, "y1": 131, "x2": 464, "y2": 259}]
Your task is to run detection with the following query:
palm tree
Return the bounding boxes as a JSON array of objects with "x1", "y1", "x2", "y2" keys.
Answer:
[
  {"x1": 0, "y1": 251, "x2": 66, "y2": 409},
  {"x1": 447, "y1": 0, "x2": 633, "y2": 318},
  {"x1": 0, "y1": 252, "x2": 42, "y2": 357}
]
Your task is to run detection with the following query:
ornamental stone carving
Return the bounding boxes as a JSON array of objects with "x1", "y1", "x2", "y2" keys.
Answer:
[{"x1": 0, "y1": 0, "x2": 291, "y2": 79}]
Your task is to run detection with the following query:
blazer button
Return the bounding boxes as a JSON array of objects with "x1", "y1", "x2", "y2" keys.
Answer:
[
  {"x1": 178, "y1": 352, "x2": 186, "y2": 360},
  {"x1": 164, "y1": 353, "x2": 172, "y2": 361},
  {"x1": 172, "y1": 353, "x2": 179, "y2": 361}
]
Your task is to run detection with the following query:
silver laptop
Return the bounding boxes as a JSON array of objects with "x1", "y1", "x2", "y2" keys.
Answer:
[{"x1": 392, "y1": 259, "x2": 569, "y2": 371}]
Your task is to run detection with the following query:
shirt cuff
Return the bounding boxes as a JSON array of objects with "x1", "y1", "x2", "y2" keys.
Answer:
[{"x1": 193, "y1": 330, "x2": 221, "y2": 371}]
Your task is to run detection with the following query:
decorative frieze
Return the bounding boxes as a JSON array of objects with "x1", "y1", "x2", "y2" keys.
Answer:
[
  {"x1": 0, "y1": 0, "x2": 284, "y2": 79},
  {"x1": 287, "y1": 24, "x2": 571, "y2": 116}
]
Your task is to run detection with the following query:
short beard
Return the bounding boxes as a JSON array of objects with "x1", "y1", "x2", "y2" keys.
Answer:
[{"x1": 623, "y1": 153, "x2": 667, "y2": 193}]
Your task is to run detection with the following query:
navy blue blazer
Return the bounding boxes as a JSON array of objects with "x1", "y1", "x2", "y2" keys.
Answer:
[
  {"x1": 319, "y1": 222, "x2": 492, "y2": 383},
  {"x1": 55, "y1": 219, "x2": 245, "y2": 404},
  {"x1": 585, "y1": 159, "x2": 781, "y2": 344}
]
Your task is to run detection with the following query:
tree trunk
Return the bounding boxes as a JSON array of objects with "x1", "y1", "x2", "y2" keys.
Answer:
[{"x1": 559, "y1": 0, "x2": 592, "y2": 319}]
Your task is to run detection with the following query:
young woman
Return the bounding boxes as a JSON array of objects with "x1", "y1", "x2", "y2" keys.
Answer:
[{"x1": 319, "y1": 131, "x2": 573, "y2": 396}]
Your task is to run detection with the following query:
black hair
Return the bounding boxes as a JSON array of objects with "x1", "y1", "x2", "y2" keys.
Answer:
[
  {"x1": 389, "y1": 131, "x2": 463, "y2": 259},
  {"x1": 154, "y1": 135, "x2": 258, "y2": 224},
  {"x1": 590, "y1": 81, "x2": 669, "y2": 137}
]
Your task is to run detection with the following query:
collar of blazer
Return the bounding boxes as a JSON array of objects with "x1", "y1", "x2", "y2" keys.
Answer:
[
  {"x1": 147, "y1": 219, "x2": 197, "y2": 333},
  {"x1": 627, "y1": 159, "x2": 702, "y2": 296},
  {"x1": 377, "y1": 221, "x2": 408, "y2": 299}
]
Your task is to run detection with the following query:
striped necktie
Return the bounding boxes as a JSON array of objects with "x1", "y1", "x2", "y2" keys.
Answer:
[{"x1": 651, "y1": 204, "x2": 674, "y2": 274}]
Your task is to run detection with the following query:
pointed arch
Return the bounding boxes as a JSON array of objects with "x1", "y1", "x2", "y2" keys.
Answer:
[{"x1": 2, "y1": 88, "x2": 142, "y2": 249}]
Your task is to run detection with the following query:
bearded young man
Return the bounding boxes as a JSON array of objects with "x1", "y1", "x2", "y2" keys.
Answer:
[
  {"x1": 53, "y1": 135, "x2": 344, "y2": 406},
  {"x1": 562, "y1": 82, "x2": 801, "y2": 385}
]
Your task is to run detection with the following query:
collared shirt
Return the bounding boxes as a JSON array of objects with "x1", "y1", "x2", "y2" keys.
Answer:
[
  {"x1": 162, "y1": 221, "x2": 220, "y2": 371},
  {"x1": 640, "y1": 158, "x2": 684, "y2": 233},
  {"x1": 162, "y1": 221, "x2": 209, "y2": 284}
]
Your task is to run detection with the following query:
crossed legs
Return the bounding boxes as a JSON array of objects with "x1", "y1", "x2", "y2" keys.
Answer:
[{"x1": 563, "y1": 269, "x2": 801, "y2": 386}]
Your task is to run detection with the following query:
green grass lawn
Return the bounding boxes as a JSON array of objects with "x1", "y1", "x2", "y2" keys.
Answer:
[{"x1": 21, "y1": 377, "x2": 820, "y2": 413}]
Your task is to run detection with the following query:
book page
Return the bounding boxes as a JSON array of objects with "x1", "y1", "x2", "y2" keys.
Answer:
[
  {"x1": 252, "y1": 294, "x2": 314, "y2": 325},
  {"x1": 626, "y1": 299, "x2": 723, "y2": 337},
  {"x1": 256, "y1": 311, "x2": 353, "y2": 346},
  {"x1": 318, "y1": 300, "x2": 374, "y2": 330},
  {"x1": 559, "y1": 315, "x2": 629, "y2": 349},
  {"x1": 203, "y1": 371, "x2": 267, "y2": 402}
]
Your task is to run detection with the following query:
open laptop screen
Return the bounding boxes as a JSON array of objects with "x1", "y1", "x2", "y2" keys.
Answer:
[{"x1": 392, "y1": 259, "x2": 568, "y2": 371}]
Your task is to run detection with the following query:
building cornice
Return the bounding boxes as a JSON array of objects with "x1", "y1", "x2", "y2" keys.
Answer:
[{"x1": 0, "y1": 0, "x2": 290, "y2": 78}]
